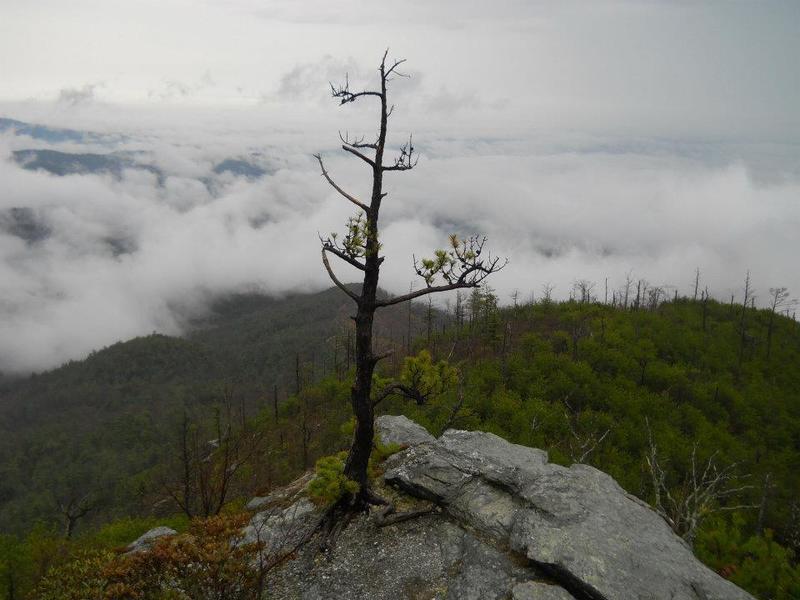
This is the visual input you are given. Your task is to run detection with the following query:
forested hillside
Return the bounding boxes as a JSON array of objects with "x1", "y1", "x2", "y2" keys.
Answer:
[
  {"x1": 0, "y1": 286, "x2": 431, "y2": 535},
  {"x1": 1, "y1": 286, "x2": 799, "y2": 598}
]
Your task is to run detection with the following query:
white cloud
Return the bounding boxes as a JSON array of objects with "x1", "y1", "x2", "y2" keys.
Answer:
[
  {"x1": 0, "y1": 109, "x2": 798, "y2": 373},
  {"x1": 0, "y1": 0, "x2": 798, "y2": 372}
]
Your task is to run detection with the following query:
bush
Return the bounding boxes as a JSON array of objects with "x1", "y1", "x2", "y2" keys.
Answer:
[
  {"x1": 696, "y1": 516, "x2": 800, "y2": 600},
  {"x1": 33, "y1": 550, "x2": 114, "y2": 600},
  {"x1": 306, "y1": 452, "x2": 359, "y2": 506},
  {"x1": 103, "y1": 513, "x2": 261, "y2": 600}
]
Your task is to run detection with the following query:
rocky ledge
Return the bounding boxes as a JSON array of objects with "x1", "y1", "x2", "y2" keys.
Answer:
[{"x1": 255, "y1": 415, "x2": 753, "y2": 600}]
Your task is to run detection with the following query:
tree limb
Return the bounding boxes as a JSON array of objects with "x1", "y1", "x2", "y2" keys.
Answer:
[
  {"x1": 313, "y1": 154, "x2": 369, "y2": 212},
  {"x1": 342, "y1": 145, "x2": 376, "y2": 168},
  {"x1": 376, "y1": 281, "x2": 480, "y2": 308},
  {"x1": 339, "y1": 131, "x2": 378, "y2": 150},
  {"x1": 375, "y1": 503, "x2": 434, "y2": 528},
  {"x1": 321, "y1": 248, "x2": 359, "y2": 302},
  {"x1": 385, "y1": 58, "x2": 408, "y2": 80},
  {"x1": 329, "y1": 72, "x2": 382, "y2": 105},
  {"x1": 372, "y1": 382, "x2": 426, "y2": 407},
  {"x1": 323, "y1": 243, "x2": 366, "y2": 271}
]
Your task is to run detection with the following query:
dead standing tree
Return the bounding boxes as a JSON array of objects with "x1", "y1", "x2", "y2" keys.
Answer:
[
  {"x1": 645, "y1": 420, "x2": 754, "y2": 546},
  {"x1": 58, "y1": 493, "x2": 94, "y2": 539},
  {"x1": 314, "y1": 51, "x2": 505, "y2": 510}
]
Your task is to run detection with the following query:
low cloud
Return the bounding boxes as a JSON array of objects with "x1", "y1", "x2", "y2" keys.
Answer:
[
  {"x1": 0, "y1": 108, "x2": 798, "y2": 374},
  {"x1": 276, "y1": 56, "x2": 362, "y2": 104},
  {"x1": 57, "y1": 83, "x2": 101, "y2": 106}
]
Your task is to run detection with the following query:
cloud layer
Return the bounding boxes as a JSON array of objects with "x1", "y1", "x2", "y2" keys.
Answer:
[
  {"x1": 0, "y1": 0, "x2": 798, "y2": 373},
  {"x1": 0, "y1": 106, "x2": 798, "y2": 374}
]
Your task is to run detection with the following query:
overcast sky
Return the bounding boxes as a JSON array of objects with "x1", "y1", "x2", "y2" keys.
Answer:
[{"x1": 0, "y1": 0, "x2": 799, "y2": 373}]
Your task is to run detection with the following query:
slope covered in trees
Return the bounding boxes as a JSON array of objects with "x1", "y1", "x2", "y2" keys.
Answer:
[
  {"x1": 1, "y1": 286, "x2": 799, "y2": 598},
  {"x1": 0, "y1": 286, "x2": 430, "y2": 535}
]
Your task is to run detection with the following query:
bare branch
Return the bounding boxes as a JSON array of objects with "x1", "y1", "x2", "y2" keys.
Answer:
[
  {"x1": 375, "y1": 503, "x2": 434, "y2": 527},
  {"x1": 383, "y1": 134, "x2": 419, "y2": 171},
  {"x1": 372, "y1": 382, "x2": 426, "y2": 407},
  {"x1": 321, "y1": 247, "x2": 359, "y2": 302},
  {"x1": 377, "y1": 235, "x2": 506, "y2": 308},
  {"x1": 384, "y1": 58, "x2": 408, "y2": 79},
  {"x1": 377, "y1": 281, "x2": 477, "y2": 308},
  {"x1": 644, "y1": 419, "x2": 756, "y2": 545},
  {"x1": 342, "y1": 145, "x2": 376, "y2": 168},
  {"x1": 329, "y1": 72, "x2": 382, "y2": 105},
  {"x1": 313, "y1": 154, "x2": 369, "y2": 212},
  {"x1": 339, "y1": 130, "x2": 378, "y2": 150},
  {"x1": 322, "y1": 240, "x2": 366, "y2": 271}
]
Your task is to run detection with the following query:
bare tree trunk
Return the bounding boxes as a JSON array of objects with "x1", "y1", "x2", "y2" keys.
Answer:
[
  {"x1": 315, "y1": 51, "x2": 504, "y2": 507},
  {"x1": 738, "y1": 271, "x2": 751, "y2": 369},
  {"x1": 341, "y1": 62, "x2": 389, "y2": 497}
]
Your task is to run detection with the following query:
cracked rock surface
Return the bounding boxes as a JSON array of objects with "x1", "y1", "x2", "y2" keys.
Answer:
[
  {"x1": 264, "y1": 511, "x2": 563, "y2": 600},
  {"x1": 257, "y1": 416, "x2": 753, "y2": 599},
  {"x1": 380, "y1": 416, "x2": 754, "y2": 600}
]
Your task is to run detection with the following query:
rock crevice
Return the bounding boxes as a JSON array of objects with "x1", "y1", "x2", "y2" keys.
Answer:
[
  {"x1": 378, "y1": 415, "x2": 752, "y2": 600},
  {"x1": 250, "y1": 415, "x2": 753, "y2": 599}
]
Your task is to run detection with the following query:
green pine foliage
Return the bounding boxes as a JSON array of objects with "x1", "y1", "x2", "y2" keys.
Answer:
[
  {"x1": 696, "y1": 516, "x2": 800, "y2": 599},
  {"x1": 307, "y1": 452, "x2": 360, "y2": 506}
]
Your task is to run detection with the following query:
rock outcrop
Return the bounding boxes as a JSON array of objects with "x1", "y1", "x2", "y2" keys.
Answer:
[
  {"x1": 125, "y1": 526, "x2": 177, "y2": 553},
  {"x1": 254, "y1": 416, "x2": 754, "y2": 599}
]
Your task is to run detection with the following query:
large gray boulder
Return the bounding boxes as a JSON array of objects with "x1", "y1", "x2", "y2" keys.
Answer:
[
  {"x1": 125, "y1": 526, "x2": 176, "y2": 554},
  {"x1": 376, "y1": 414, "x2": 436, "y2": 447},
  {"x1": 241, "y1": 498, "x2": 316, "y2": 548},
  {"x1": 383, "y1": 424, "x2": 754, "y2": 600}
]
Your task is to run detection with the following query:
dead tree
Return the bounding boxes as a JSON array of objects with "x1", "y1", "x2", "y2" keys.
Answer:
[
  {"x1": 314, "y1": 51, "x2": 505, "y2": 508},
  {"x1": 562, "y1": 401, "x2": 611, "y2": 464},
  {"x1": 701, "y1": 287, "x2": 709, "y2": 332},
  {"x1": 646, "y1": 285, "x2": 665, "y2": 311},
  {"x1": 645, "y1": 420, "x2": 754, "y2": 546},
  {"x1": 540, "y1": 282, "x2": 555, "y2": 304},
  {"x1": 163, "y1": 394, "x2": 265, "y2": 518},
  {"x1": 737, "y1": 271, "x2": 753, "y2": 368},
  {"x1": 573, "y1": 279, "x2": 595, "y2": 304},
  {"x1": 766, "y1": 287, "x2": 793, "y2": 359},
  {"x1": 58, "y1": 493, "x2": 94, "y2": 538},
  {"x1": 622, "y1": 271, "x2": 633, "y2": 310},
  {"x1": 454, "y1": 291, "x2": 465, "y2": 327}
]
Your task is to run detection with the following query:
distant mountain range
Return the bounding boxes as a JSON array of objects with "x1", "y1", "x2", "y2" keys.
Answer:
[
  {"x1": 0, "y1": 117, "x2": 120, "y2": 144},
  {"x1": 1, "y1": 117, "x2": 276, "y2": 250},
  {"x1": 12, "y1": 148, "x2": 165, "y2": 181},
  {"x1": 1, "y1": 116, "x2": 272, "y2": 182}
]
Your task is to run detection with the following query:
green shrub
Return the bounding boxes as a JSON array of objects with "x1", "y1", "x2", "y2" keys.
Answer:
[
  {"x1": 103, "y1": 513, "x2": 260, "y2": 600},
  {"x1": 696, "y1": 516, "x2": 800, "y2": 599},
  {"x1": 33, "y1": 549, "x2": 113, "y2": 600},
  {"x1": 307, "y1": 452, "x2": 359, "y2": 506}
]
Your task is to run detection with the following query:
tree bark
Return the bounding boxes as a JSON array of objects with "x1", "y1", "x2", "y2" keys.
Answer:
[{"x1": 342, "y1": 62, "x2": 389, "y2": 499}]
